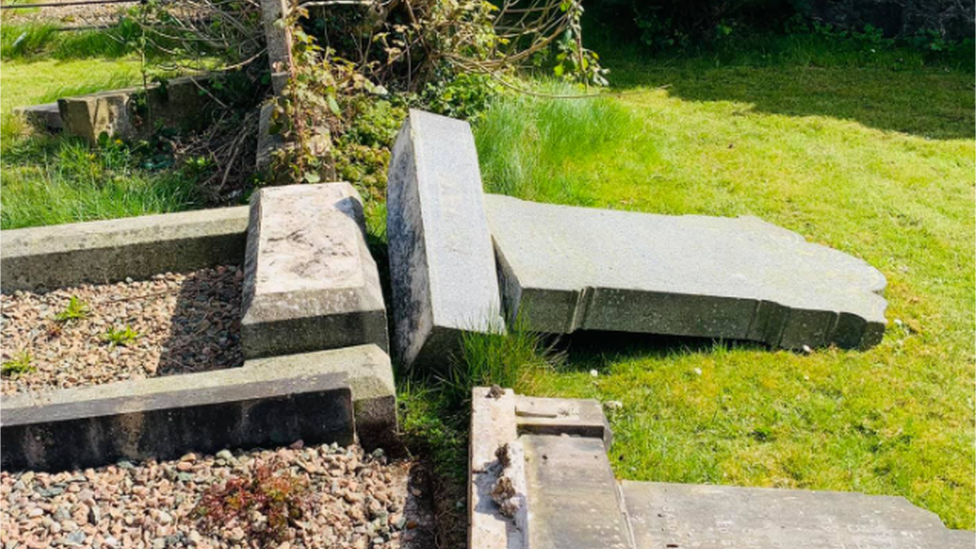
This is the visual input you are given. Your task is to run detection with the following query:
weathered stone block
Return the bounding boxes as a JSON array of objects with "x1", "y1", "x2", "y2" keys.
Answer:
[
  {"x1": 58, "y1": 75, "x2": 213, "y2": 143},
  {"x1": 241, "y1": 183, "x2": 388, "y2": 359},
  {"x1": 245, "y1": 345, "x2": 396, "y2": 450},
  {"x1": 485, "y1": 194, "x2": 888, "y2": 350},
  {"x1": 387, "y1": 110, "x2": 505, "y2": 369},
  {"x1": 13, "y1": 102, "x2": 63, "y2": 131},
  {"x1": 1, "y1": 360, "x2": 354, "y2": 472},
  {"x1": 260, "y1": 0, "x2": 293, "y2": 95},
  {"x1": 1, "y1": 206, "x2": 249, "y2": 292},
  {"x1": 515, "y1": 395, "x2": 612, "y2": 448},
  {"x1": 523, "y1": 434, "x2": 633, "y2": 549},
  {"x1": 622, "y1": 482, "x2": 973, "y2": 549}
]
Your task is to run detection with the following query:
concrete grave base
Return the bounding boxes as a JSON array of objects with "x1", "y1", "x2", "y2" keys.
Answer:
[
  {"x1": 469, "y1": 387, "x2": 973, "y2": 549},
  {"x1": 1, "y1": 202, "x2": 399, "y2": 473}
]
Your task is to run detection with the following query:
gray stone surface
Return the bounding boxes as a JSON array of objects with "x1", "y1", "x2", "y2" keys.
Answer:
[
  {"x1": 1, "y1": 206, "x2": 248, "y2": 292},
  {"x1": 468, "y1": 387, "x2": 526, "y2": 549},
  {"x1": 260, "y1": 0, "x2": 293, "y2": 95},
  {"x1": 241, "y1": 183, "x2": 388, "y2": 359},
  {"x1": 13, "y1": 102, "x2": 63, "y2": 131},
  {"x1": 387, "y1": 110, "x2": 505, "y2": 369},
  {"x1": 245, "y1": 345, "x2": 396, "y2": 451},
  {"x1": 1, "y1": 358, "x2": 354, "y2": 471},
  {"x1": 522, "y1": 434, "x2": 633, "y2": 549},
  {"x1": 515, "y1": 395, "x2": 612, "y2": 449},
  {"x1": 485, "y1": 194, "x2": 888, "y2": 350},
  {"x1": 622, "y1": 481, "x2": 973, "y2": 549},
  {"x1": 58, "y1": 75, "x2": 213, "y2": 143}
]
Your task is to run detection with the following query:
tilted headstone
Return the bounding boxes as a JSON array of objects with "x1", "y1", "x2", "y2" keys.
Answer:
[
  {"x1": 241, "y1": 182, "x2": 388, "y2": 359},
  {"x1": 386, "y1": 109, "x2": 504, "y2": 369},
  {"x1": 485, "y1": 194, "x2": 887, "y2": 350}
]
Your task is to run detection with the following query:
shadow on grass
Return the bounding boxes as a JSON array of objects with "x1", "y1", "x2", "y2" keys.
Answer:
[
  {"x1": 554, "y1": 330, "x2": 768, "y2": 373},
  {"x1": 606, "y1": 59, "x2": 975, "y2": 140}
]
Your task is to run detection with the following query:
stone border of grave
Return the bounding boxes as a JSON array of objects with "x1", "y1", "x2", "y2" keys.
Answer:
[
  {"x1": 1, "y1": 197, "x2": 398, "y2": 472},
  {"x1": 468, "y1": 386, "x2": 612, "y2": 549},
  {"x1": 470, "y1": 386, "x2": 973, "y2": 549}
]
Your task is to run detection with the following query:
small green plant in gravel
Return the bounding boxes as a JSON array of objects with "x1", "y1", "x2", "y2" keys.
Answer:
[
  {"x1": 54, "y1": 296, "x2": 90, "y2": 322},
  {"x1": 1, "y1": 351, "x2": 34, "y2": 376},
  {"x1": 101, "y1": 325, "x2": 140, "y2": 347}
]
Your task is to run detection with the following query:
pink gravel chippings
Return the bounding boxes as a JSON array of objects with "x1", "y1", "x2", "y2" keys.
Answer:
[
  {"x1": 0, "y1": 443, "x2": 429, "y2": 548},
  {"x1": 0, "y1": 266, "x2": 243, "y2": 396}
]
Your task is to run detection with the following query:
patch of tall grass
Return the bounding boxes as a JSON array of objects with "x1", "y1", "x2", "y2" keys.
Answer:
[
  {"x1": 1, "y1": 20, "x2": 140, "y2": 61},
  {"x1": 0, "y1": 138, "x2": 202, "y2": 229},
  {"x1": 474, "y1": 84, "x2": 633, "y2": 204}
]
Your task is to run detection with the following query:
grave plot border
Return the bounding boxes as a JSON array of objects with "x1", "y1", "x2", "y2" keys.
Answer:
[{"x1": 1, "y1": 207, "x2": 397, "y2": 471}]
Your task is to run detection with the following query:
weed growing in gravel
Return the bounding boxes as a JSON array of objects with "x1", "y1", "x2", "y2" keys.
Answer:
[
  {"x1": 54, "y1": 296, "x2": 90, "y2": 322},
  {"x1": 1, "y1": 351, "x2": 34, "y2": 376},
  {"x1": 196, "y1": 458, "x2": 310, "y2": 544},
  {"x1": 101, "y1": 325, "x2": 140, "y2": 347}
]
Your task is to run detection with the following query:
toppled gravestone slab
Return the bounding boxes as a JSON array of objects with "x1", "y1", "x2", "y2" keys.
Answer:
[
  {"x1": 485, "y1": 194, "x2": 887, "y2": 350},
  {"x1": 387, "y1": 110, "x2": 504, "y2": 369},
  {"x1": 622, "y1": 482, "x2": 974, "y2": 549},
  {"x1": 58, "y1": 75, "x2": 213, "y2": 143},
  {"x1": 241, "y1": 182, "x2": 388, "y2": 359}
]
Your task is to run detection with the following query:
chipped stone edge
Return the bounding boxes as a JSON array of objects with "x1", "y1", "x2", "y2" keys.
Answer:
[
  {"x1": 1, "y1": 206, "x2": 250, "y2": 293},
  {"x1": 470, "y1": 388, "x2": 615, "y2": 549},
  {"x1": 244, "y1": 345, "x2": 397, "y2": 452}
]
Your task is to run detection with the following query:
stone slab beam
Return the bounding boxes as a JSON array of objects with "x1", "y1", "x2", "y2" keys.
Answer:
[
  {"x1": 1, "y1": 206, "x2": 249, "y2": 292},
  {"x1": 240, "y1": 182, "x2": 388, "y2": 359},
  {"x1": 1, "y1": 359, "x2": 354, "y2": 472},
  {"x1": 245, "y1": 344, "x2": 397, "y2": 451},
  {"x1": 13, "y1": 103, "x2": 63, "y2": 131},
  {"x1": 260, "y1": 0, "x2": 293, "y2": 95},
  {"x1": 387, "y1": 110, "x2": 505, "y2": 369},
  {"x1": 515, "y1": 395, "x2": 612, "y2": 448},
  {"x1": 58, "y1": 75, "x2": 213, "y2": 143},
  {"x1": 485, "y1": 194, "x2": 888, "y2": 351}
]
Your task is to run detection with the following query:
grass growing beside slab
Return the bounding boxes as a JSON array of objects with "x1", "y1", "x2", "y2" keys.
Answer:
[
  {"x1": 465, "y1": 54, "x2": 975, "y2": 530},
  {"x1": 1, "y1": 58, "x2": 204, "y2": 229}
]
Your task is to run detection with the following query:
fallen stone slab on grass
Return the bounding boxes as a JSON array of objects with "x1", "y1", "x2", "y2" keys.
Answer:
[
  {"x1": 1, "y1": 206, "x2": 249, "y2": 292},
  {"x1": 622, "y1": 482, "x2": 973, "y2": 549},
  {"x1": 12, "y1": 102, "x2": 63, "y2": 131},
  {"x1": 58, "y1": 75, "x2": 213, "y2": 143},
  {"x1": 485, "y1": 194, "x2": 888, "y2": 350},
  {"x1": 387, "y1": 110, "x2": 505, "y2": 369},
  {"x1": 245, "y1": 344, "x2": 397, "y2": 451},
  {"x1": 1, "y1": 356, "x2": 354, "y2": 471},
  {"x1": 240, "y1": 182, "x2": 388, "y2": 359}
]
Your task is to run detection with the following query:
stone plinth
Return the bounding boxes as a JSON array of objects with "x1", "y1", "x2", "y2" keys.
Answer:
[
  {"x1": 485, "y1": 194, "x2": 888, "y2": 350},
  {"x1": 387, "y1": 110, "x2": 504, "y2": 369},
  {"x1": 241, "y1": 183, "x2": 388, "y2": 359}
]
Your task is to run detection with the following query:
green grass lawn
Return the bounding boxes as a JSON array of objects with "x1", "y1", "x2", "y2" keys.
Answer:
[
  {"x1": 1, "y1": 58, "x2": 204, "y2": 229},
  {"x1": 468, "y1": 58, "x2": 975, "y2": 530}
]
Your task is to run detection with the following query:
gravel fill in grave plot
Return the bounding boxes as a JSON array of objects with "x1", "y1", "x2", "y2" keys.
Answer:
[
  {"x1": 1, "y1": 265, "x2": 243, "y2": 396},
  {"x1": 0, "y1": 443, "x2": 434, "y2": 549}
]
